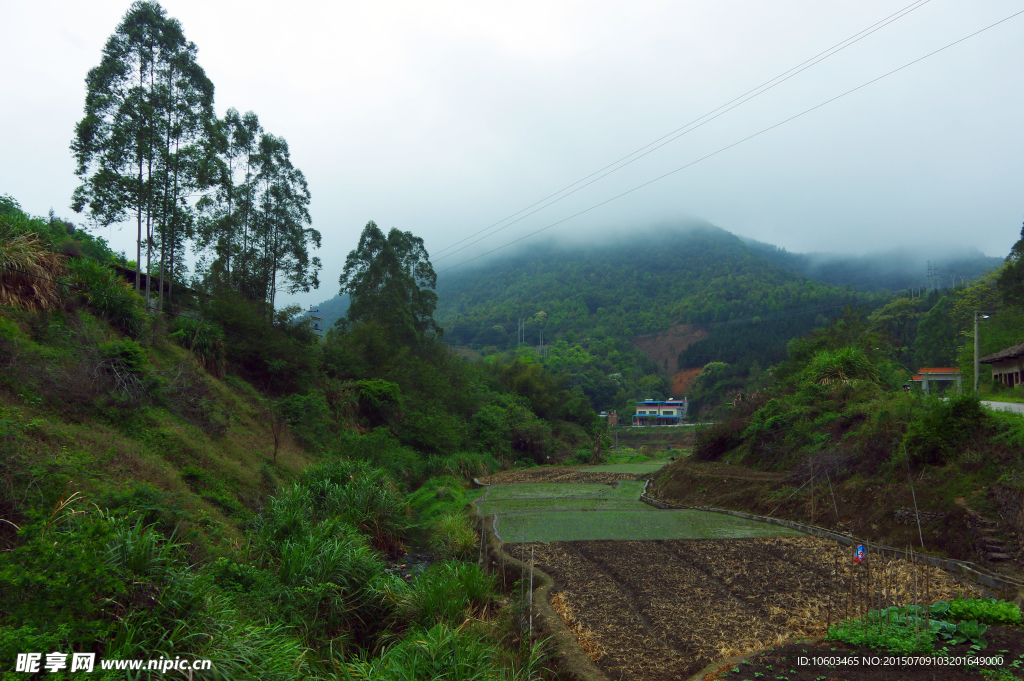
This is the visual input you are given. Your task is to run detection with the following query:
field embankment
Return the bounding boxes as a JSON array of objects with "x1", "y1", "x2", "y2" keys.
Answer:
[{"x1": 652, "y1": 456, "x2": 1024, "y2": 580}]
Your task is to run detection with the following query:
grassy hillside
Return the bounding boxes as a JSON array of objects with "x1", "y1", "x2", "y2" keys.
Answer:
[
  {"x1": 653, "y1": 291, "x2": 1024, "y2": 574},
  {"x1": 0, "y1": 197, "x2": 571, "y2": 680}
]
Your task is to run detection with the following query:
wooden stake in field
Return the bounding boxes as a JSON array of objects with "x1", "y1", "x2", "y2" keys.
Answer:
[
  {"x1": 848, "y1": 543, "x2": 856, "y2": 625},
  {"x1": 865, "y1": 544, "x2": 874, "y2": 635},
  {"x1": 827, "y1": 542, "x2": 837, "y2": 632},
  {"x1": 925, "y1": 557, "x2": 933, "y2": 630},
  {"x1": 529, "y1": 546, "x2": 535, "y2": 640},
  {"x1": 912, "y1": 546, "x2": 920, "y2": 645}
]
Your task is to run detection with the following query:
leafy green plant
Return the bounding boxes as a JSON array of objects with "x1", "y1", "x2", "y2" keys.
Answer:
[{"x1": 947, "y1": 598, "x2": 1022, "y2": 626}]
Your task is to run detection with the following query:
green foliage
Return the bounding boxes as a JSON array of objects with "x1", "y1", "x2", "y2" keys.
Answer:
[
  {"x1": 343, "y1": 622, "x2": 545, "y2": 681},
  {"x1": 168, "y1": 316, "x2": 226, "y2": 377},
  {"x1": 339, "y1": 221, "x2": 439, "y2": 345},
  {"x1": 427, "y1": 512, "x2": 478, "y2": 559},
  {"x1": 200, "y1": 290, "x2": 319, "y2": 392},
  {"x1": 277, "y1": 390, "x2": 332, "y2": 449},
  {"x1": 828, "y1": 598, "x2": 1019, "y2": 656},
  {"x1": 65, "y1": 257, "x2": 146, "y2": 336},
  {"x1": 99, "y1": 338, "x2": 146, "y2": 375},
  {"x1": 394, "y1": 561, "x2": 495, "y2": 629},
  {"x1": 947, "y1": 598, "x2": 1022, "y2": 626},
  {"x1": 868, "y1": 297, "x2": 922, "y2": 367},
  {"x1": 996, "y1": 221, "x2": 1024, "y2": 307},
  {"x1": 357, "y1": 378, "x2": 402, "y2": 427},
  {"x1": 914, "y1": 296, "x2": 958, "y2": 367},
  {"x1": 903, "y1": 393, "x2": 986, "y2": 465},
  {"x1": 804, "y1": 347, "x2": 879, "y2": 388},
  {"x1": 256, "y1": 459, "x2": 412, "y2": 554},
  {"x1": 826, "y1": 614, "x2": 935, "y2": 655},
  {"x1": 693, "y1": 421, "x2": 741, "y2": 461}
]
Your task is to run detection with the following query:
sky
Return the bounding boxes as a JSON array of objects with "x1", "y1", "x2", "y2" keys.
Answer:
[{"x1": 2, "y1": 0, "x2": 1023, "y2": 309}]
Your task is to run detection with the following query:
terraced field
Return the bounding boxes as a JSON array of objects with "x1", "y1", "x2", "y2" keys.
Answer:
[
  {"x1": 481, "y1": 463, "x2": 979, "y2": 681},
  {"x1": 475, "y1": 476, "x2": 803, "y2": 542}
]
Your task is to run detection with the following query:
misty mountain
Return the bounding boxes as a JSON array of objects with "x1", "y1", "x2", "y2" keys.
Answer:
[
  {"x1": 311, "y1": 293, "x2": 350, "y2": 331},
  {"x1": 432, "y1": 222, "x2": 865, "y2": 348},
  {"x1": 743, "y1": 239, "x2": 1000, "y2": 292}
]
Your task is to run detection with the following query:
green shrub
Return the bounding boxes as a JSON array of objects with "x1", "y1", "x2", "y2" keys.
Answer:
[
  {"x1": 168, "y1": 316, "x2": 225, "y2": 377},
  {"x1": 277, "y1": 390, "x2": 332, "y2": 450},
  {"x1": 66, "y1": 257, "x2": 146, "y2": 337},
  {"x1": 99, "y1": 338, "x2": 145, "y2": 374},
  {"x1": 693, "y1": 421, "x2": 739, "y2": 461},
  {"x1": 344, "y1": 622, "x2": 545, "y2": 681},
  {"x1": 356, "y1": 378, "x2": 402, "y2": 426},
  {"x1": 398, "y1": 561, "x2": 495, "y2": 629},
  {"x1": 903, "y1": 392, "x2": 987, "y2": 465},
  {"x1": 428, "y1": 511, "x2": 477, "y2": 559}
]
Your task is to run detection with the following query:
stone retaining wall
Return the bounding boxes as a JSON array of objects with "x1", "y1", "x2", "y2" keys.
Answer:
[
  {"x1": 478, "y1": 514, "x2": 609, "y2": 681},
  {"x1": 995, "y1": 484, "x2": 1024, "y2": 536}
]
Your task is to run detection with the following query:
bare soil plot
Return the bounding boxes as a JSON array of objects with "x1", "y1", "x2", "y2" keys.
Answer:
[{"x1": 508, "y1": 537, "x2": 979, "y2": 681}]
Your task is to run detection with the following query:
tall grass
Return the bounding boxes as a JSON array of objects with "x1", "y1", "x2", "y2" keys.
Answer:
[
  {"x1": 343, "y1": 622, "x2": 547, "y2": 681},
  {"x1": 394, "y1": 561, "x2": 496, "y2": 630},
  {"x1": 0, "y1": 228, "x2": 65, "y2": 311}
]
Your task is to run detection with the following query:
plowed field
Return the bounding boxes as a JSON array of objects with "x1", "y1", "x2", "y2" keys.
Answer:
[{"x1": 507, "y1": 538, "x2": 979, "y2": 681}]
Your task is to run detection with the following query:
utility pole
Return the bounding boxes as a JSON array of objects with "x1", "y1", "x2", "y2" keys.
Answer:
[
  {"x1": 309, "y1": 305, "x2": 322, "y2": 335},
  {"x1": 974, "y1": 311, "x2": 993, "y2": 393}
]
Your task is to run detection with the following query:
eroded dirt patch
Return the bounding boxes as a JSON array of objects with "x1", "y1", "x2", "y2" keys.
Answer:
[{"x1": 508, "y1": 536, "x2": 980, "y2": 681}]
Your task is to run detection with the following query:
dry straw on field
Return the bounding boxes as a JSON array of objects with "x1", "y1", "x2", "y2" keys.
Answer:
[
  {"x1": 528, "y1": 536, "x2": 984, "y2": 681},
  {"x1": 0, "y1": 233, "x2": 65, "y2": 311},
  {"x1": 551, "y1": 590, "x2": 604, "y2": 662}
]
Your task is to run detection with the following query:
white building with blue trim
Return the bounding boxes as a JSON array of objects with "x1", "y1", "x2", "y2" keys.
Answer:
[{"x1": 632, "y1": 398, "x2": 687, "y2": 426}]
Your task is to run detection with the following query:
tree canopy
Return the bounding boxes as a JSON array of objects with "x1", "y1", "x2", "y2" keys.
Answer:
[{"x1": 339, "y1": 221, "x2": 439, "y2": 345}]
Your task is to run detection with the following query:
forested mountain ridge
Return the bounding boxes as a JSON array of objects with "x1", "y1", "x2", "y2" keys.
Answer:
[
  {"x1": 434, "y1": 223, "x2": 864, "y2": 348},
  {"x1": 744, "y1": 239, "x2": 1000, "y2": 292}
]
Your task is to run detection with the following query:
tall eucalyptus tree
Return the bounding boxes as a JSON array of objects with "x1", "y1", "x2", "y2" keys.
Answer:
[
  {"x1": 72, "y1": 0, "x2": 214, "y2": 304},
  {"x1": 251, "y1": 133, "x2": 321, "y2": 311},
  {"x1": 196, "y1": 109, "x2": 262, "y2": 289}
]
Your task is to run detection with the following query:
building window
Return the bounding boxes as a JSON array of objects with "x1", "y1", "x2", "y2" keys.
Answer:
[
  {"x1": 637, "y1": 411, "x2": 645, "y2": 415},
  {"x1": 663, "y1": 410, "x2": 673, "y2": 415}
]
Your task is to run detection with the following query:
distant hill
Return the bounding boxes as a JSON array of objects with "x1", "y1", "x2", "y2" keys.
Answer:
[
  {"x1": 310, "y1": 293, "x2": 349, "y2": 331},
  {"x1": 317, "y1": 223, "x2": 997, "y2": 410},
  {"x1": 433, "y1": 223, "x2": 862, "y2": 349},
  {"x1": 743, "y1": 240, "x2": 1000, "y2": 292}
]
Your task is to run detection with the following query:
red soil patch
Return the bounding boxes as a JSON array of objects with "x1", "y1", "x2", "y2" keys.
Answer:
[
  {"x1": 631, "y1": 324, "x2": 708, "y2": 377},
  {"x1": 673, "y1": 367, "x2": 703, "y2": 396}
]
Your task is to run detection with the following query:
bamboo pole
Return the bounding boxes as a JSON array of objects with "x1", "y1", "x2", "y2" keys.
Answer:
[
  {"x1": 529, "y1": 546, "x2": 535, "y2": 640},
  {"x1": 848, "y1": 544, "x2": 856, "y2": 625},
  {"x1": 913, "y1": 546, "x2": 920, "y2": 645}
]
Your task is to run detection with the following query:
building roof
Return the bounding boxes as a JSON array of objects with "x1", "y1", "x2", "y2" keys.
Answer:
[
  {"x1": 916, "y1": 367, "x2": 961, "y2": 374},
  {"x1": 980, "y1": 341, "x2": 1024, "y2": 364}
]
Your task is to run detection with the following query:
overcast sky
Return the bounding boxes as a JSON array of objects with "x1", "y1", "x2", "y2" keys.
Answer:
[{"x1": 2, "y1": 0, "x2": 1022, "y2": 308}]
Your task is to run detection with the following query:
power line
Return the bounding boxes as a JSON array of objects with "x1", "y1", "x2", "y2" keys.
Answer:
[
  {"x1": 437, "y1": 8, "x2": 1024, "y2": 274},
  {"x1": 432, "y1": 0, "x2": 934, "y2": 261}
]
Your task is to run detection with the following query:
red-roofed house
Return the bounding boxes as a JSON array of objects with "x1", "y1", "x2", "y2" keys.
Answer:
[{"x1": 909, "y1": 368, "x2": 962, "y2": 394}]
